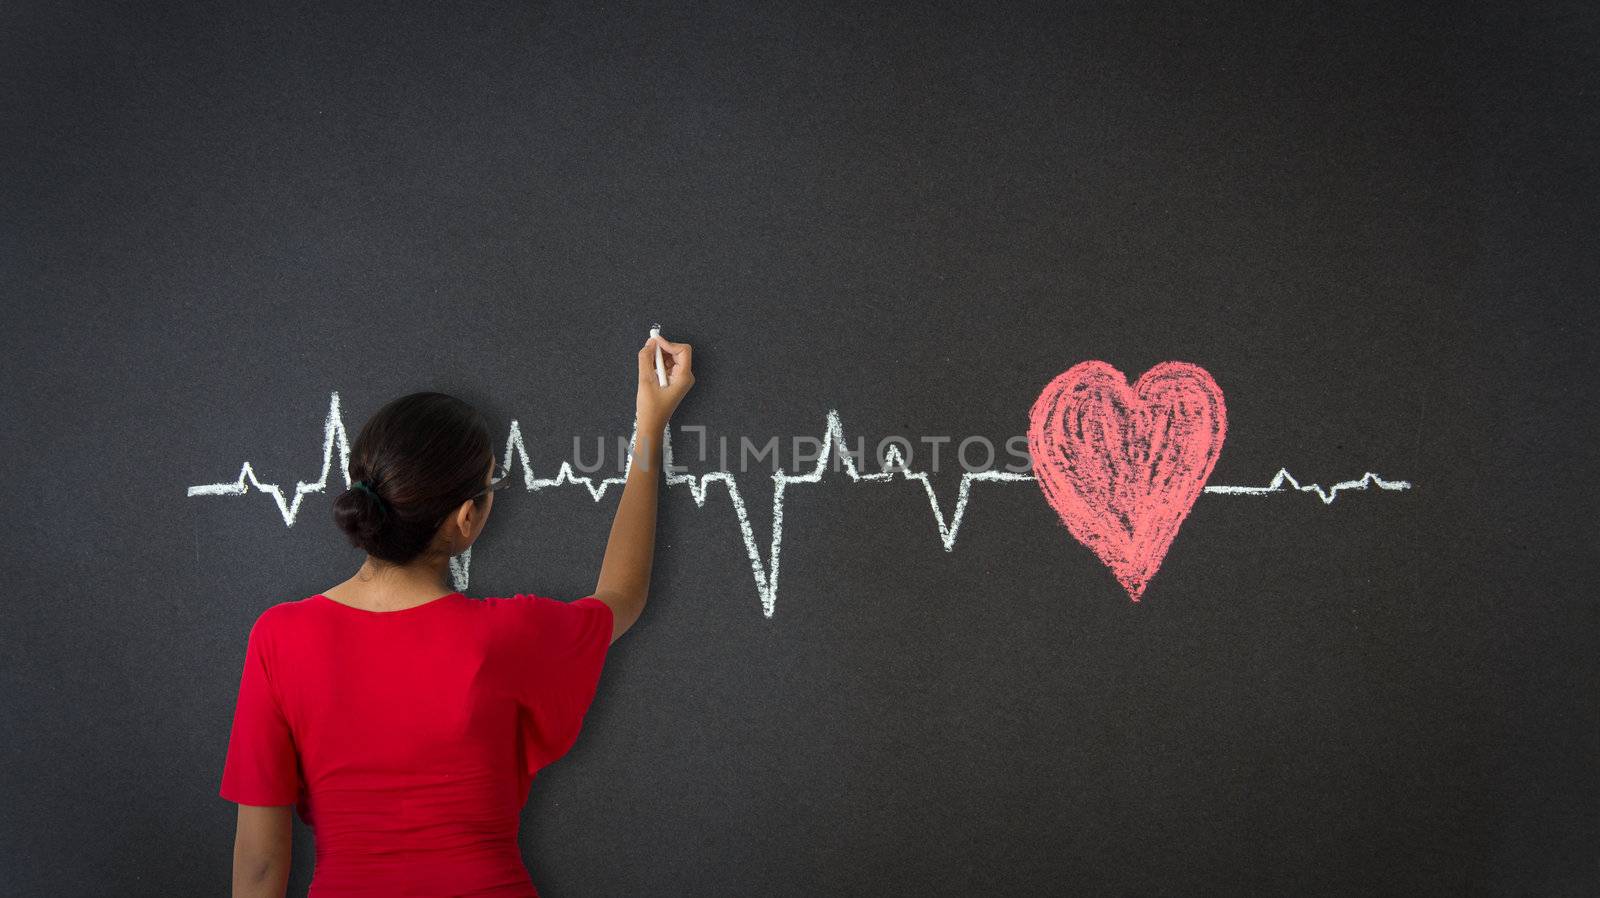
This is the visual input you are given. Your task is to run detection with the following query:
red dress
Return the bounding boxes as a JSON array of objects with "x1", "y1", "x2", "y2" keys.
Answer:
[{"x1": 220, "y1": 591, "x2": 613, "y2": 897}]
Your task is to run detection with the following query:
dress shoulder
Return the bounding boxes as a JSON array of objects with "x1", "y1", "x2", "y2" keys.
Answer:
[{"x1": 253, "y1": 595, "x2": 321, "y2": 633}]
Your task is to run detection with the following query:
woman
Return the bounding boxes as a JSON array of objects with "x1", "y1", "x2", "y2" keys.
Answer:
[{"x1": 219, "y1": 334, "x2": 694, "y2": 897}]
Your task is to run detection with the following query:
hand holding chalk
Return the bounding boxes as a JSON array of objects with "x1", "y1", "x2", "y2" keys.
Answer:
[
  {"x1": 636, "y1": 326, "x2": 694, "y2": 427},
  {"x1": 650, "y1": 324, "x2": 667, "y2": 387}
]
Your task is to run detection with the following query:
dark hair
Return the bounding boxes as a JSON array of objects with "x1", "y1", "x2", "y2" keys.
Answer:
[{"x1": 332, "y1": 392, "x2": 494, "y2": 565}]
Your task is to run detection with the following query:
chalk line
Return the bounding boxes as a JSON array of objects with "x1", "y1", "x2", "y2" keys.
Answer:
[
  {"x1": 1202, "y1": 469, "x2": 1412, "y2": 504},
  {"x1": 186, "y1": 392, "x2": 1412, "y2": 616}
]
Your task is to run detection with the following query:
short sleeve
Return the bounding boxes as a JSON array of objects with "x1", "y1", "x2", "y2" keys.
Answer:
[
  {"x1": 503, "y1": 595, "x2": 615, "y2": 774},
  {"x1": 219, "y1": 613, "x2": 301, "y2": 806}
]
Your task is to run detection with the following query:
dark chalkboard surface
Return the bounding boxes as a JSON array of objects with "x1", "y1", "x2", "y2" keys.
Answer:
[{"x1": 4, "y1": 3, "x2": 1596, "y2": 895}]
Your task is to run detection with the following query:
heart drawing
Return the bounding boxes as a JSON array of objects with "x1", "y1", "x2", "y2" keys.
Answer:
[{"x1": 1027, "y1": 361, "x2": 1227, "y2": 601}]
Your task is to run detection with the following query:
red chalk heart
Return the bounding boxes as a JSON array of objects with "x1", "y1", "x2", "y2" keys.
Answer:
[{"x1": 1027, "y1": 361, "x2": 1227, "y2": 601}]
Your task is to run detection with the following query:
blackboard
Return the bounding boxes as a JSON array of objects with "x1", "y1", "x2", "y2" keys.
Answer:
[{"x1": 4, "y1": 2, "x2": 1596, "y2": 895}]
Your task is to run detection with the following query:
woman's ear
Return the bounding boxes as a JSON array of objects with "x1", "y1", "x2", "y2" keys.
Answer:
[{"x1": 453, "y1": 498, "x2": 476, "y2": 539}]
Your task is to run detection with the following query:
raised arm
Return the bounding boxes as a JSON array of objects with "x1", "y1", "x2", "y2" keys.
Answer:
[{"x1": 591, "y1": 333, "x2": 694, "y2": 644}]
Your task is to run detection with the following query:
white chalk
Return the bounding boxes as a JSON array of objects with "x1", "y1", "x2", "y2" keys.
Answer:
[
  {"x1": 649, "y1": 324, "x2": 667, "y2": 387},
  {"x1": 187, "y1": 390, "x2": 1415, "y2": 618}
]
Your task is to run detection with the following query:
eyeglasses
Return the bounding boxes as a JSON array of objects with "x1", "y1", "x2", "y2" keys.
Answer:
[{"x1": 473, "y1": 462, "x2": 512, "y2": 499}]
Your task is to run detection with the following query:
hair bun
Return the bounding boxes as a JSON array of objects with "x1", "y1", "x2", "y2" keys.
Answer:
[
  {"x1": 350, "y1": 479, "x2": 389, "y2": 516},
  {"x1": 333, "y1": 477, "x2": 389, "y2": 549}
]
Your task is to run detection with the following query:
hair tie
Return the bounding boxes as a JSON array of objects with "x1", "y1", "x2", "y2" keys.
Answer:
[{"x1": 351, "y1": 480, "x2": 388, "y2": 520}]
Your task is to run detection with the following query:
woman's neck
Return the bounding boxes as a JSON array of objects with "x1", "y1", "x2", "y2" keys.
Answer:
[{"x1": 324, "y1": 556, "x2": 457, "y2": 609}]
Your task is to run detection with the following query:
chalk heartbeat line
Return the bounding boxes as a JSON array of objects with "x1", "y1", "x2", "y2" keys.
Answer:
[
  {"x1": 186, "y1": 392, "x2": 1412, "y2": 616},
  {"x1": 1203, "y1": 470, "x2": 1413, "y2": 504}
]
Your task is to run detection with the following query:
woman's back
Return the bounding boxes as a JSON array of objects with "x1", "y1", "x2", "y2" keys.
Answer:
[{"x1": 220, "y1": 591, "x2": 613, "y2": 897}]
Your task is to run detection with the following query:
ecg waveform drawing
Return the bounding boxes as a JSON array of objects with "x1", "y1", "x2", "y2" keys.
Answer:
[
  {"x1": 1203, "y1": 469, "x2": 1413, "y2": 504},
  {"x1": 186, "y1": 392, "x2": 1413, "y2": 616}
]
